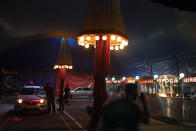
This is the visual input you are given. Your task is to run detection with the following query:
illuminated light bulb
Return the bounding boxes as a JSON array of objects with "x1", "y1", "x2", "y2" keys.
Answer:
[
  {"x1": 40, "y1": 99, "x2": 44, "y2": 104},
  {"x1": 111, "y1": 35, "x2": 116, "y2": 40},
  {"x1": 69, "y1": 66, "x2": 73, "y2": 69},
  {"x1": 124, "y1": 41, "x2": 128, "y2": 46},
  {"x1": 80, "y1": 43, "x2": 85, "y2": 46},
  {"x1": 122, "y1": 40, "x2": 128, "y2": 46},
  {"x1": 54, "y1": 65, "x2": 58, "y2": 69},
  {"x1": 120, "y1": 44, "x2": 124, "y2": 49},
  {"x1": 154, "y1": 74, "x2": 159, "y2": 80},
  {"x1": 80, "y1": 37, "x2": 84, "y2": 42},
  {"x1": 117, "y1": 36, "x2": 121, "y2": 42},
  {"x1": 95, "y1": 36, "x2": 100, "y2": 40},
  {"x1": 115, "y1": 46, "x2": 119, "y2": 50},
  {"x1": 102, "y1": 35, "x2": 107, "y2": 40},
  {"x1": 110, "y1": 46, "x2": 114, "y2": 50},
  {"x1": 85, "y1": 44, "x2": 89, "y2": 48},
  {"x1": 94, "y1": 45, "x2": 96, "y2": 48},
  {"x1": 135, "y1": 76, "x2": 140, "y2": 80},
  {"x1": 59, "y1": 66, "x2": 62, "y2": 69},
  {"x1": 18, "y1": 99, "x2": 23, "y2": 104},
  {"x1": 86, "y1": 36, "x2": 91, "y2": 41}
]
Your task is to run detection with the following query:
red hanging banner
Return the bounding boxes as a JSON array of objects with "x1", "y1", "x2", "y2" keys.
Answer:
[
  {"x1": 94, "y1": 34, "x2": 110, "y2": 77},
  {"x1": 89, "y1": 34, "x2": 110, "y2": 131}
]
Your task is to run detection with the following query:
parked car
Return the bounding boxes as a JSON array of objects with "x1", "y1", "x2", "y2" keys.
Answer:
[
  {"x1": 14, "y1": 85, "x2": 47, "y2": 114},
  {"x1": 70, "y1": 87, "x2": 93, "y2": 98}
]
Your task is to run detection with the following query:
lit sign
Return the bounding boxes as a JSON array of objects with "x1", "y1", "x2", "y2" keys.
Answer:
[
  {"x1": 157, "y1": 78, "x2": 178, "y2": 83},
  {"x1": 183, "y1": 77, "x2": 196, "y2": 83},
  {"x1": 106, "y1": 80, "x2": 112, "y2": 84},
  {"x1": 124, "y1": 77, "x2": 135, "y2": 84},
  {"x1": 138, "y1": 79, "x2": 154, "y2": 84}
]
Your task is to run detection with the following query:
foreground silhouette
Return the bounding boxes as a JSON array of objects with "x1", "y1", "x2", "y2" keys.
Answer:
[{"x1": 96, "y1": 84, "x2": 149, "y2": 131}]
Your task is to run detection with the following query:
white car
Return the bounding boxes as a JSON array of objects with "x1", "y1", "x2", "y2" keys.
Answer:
[
  {"x1": 14, "y1": 85, "x2": 47, "y2": 114},
  {"x1": 70, "y1": 87, "x2": 93, "y2": 98}
]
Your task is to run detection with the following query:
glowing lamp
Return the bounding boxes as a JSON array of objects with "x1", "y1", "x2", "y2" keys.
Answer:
[
  {"x1": 122, "y1": 40, "x2": 128, "y2": 46},
  {"x1": 120, "y1": 45, "x2": 124, "y2": 49},
  {"x1": 135, "y1": 76, "x2": 140, "y2": 81},
  {"x1": 54, "y1": 38, "x2": 73, "y2": 70},
  {"x1": 115, "y1": 46, "x2": 119, "y2": 50},
  {"x1": 86, "y1": 36, "x2": 91, "y2": 41},
  {"x1": 110, "y1": 46, "x2": 114, "y2": 50},
  {"x1": 102, "y1": 35, "x2": 107, "y2": 40},
  {"x1": 40, "y1": 99, "x2": 44, "y2": 104},
  {"x1": 179, "y1": 73, "x2": 185, "y2": 79},
  {"x1": 18, "y1": 99, "x2": 23, "y2": 104},
  {"x1": 77, "y1": 0, "x2": 128, "y2": 53},
  {"x1": 154, "y1": 74, "x2": 159, "y2": 80},
  {"x1": 117, "y1": 37, "x2": 121, "y2": 42},
  {"x1": 95, "y1": 36, "x2": 100, "y2": 40},
  {"x1": 80, "y1": 43, "x2": 85, "y2": 46},
  {"x1": 77, "y1": 1, "x2": 128, "y2": 125},
  {"x1": 122, "y1": 76, "x2": 126, "y2": 81},
  {"x1": 85, "y1": 44, "x2": 89, "y2": 48},
  {"x1": 111, "y1": 35, "x2": 116, "y2": 40},
  {"x1": 78, "y1": 34, "x2": 128, "y2": 51},
  {"x1": 80, "y1": 37, "x2": 84, "y2": 42}
]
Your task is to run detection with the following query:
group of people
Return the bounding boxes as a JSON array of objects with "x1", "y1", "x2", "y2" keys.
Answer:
[
  {"x1": 44, "y1": 81, "x2": 149, "y2": 130},
  {"x1": 58, "y1": 79, "x2": 70, "y2": 111},
  {"x1": 43, "y1": 79, "x2": 70, "y2": 113}
]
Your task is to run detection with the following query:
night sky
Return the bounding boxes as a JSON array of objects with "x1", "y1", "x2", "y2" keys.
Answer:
[{"x1": 0, "y1": 0, "x2": 196, "y2": 76}]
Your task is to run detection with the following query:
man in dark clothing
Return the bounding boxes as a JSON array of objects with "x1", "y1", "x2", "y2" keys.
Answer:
[
  {"x1": 44, "y1": 82, "x2": 56, "y2": 113},
  {"x1": 64, "y1": 84, "x2": 70, "y2": 103},
  {"x1": 58, "y1": 80, "x2": 64, "y2": 111},
  {"x1": 97, "y1": 84, "x2": 149, "y2": 131}
]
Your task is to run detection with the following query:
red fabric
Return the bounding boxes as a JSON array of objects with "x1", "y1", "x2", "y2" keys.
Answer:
[
  {"x1": 56, "y1": 68, "x2": 66, "y2": 95},
  {"x1": 89, "y1": 34, "x2": 110, "y2": 131},
  {"x1": 94, "y1": 34, "x2": 110, "y2": 77},
  {"x1": 56, "y1": 71, "x2": 94, "y2": 95},
  {"x1": 93, "y1": 34, "x2": 110, "y2": 104}
]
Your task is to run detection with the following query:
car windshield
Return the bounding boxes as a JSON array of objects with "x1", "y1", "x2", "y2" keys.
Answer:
[{"x1": 21, "y1": 88, "x2": 44, "y2": 95}]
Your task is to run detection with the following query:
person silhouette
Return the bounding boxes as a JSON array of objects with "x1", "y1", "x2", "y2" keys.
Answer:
[
  {"x1": 64, "y1": 84, "x2": 70, "y2": 103},
  {"x1": 96, "y1": 83, "x2": 149, "y2": 131},
  {"x1": 58, "y1": 79, "x2": 64, "y2": 111},
  {"x1": 44, "y1": 82, "x2": 56, "y2": 114}
]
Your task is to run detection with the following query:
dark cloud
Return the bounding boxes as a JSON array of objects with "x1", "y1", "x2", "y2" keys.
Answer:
[{"x1": 1, "y1": 0, "x2": 196, "y2": 75}]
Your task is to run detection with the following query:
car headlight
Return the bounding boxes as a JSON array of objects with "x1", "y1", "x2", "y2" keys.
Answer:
[
  {"x1": 40, "y1": 99, "x2": 44, "y2": 104},
  {"x1": 18, "y1": 99, "x2": 23, "y2": 104}
]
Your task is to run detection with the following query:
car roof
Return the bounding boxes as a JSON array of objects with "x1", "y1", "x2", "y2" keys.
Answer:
[
  {"x1": 23, "y1": 86, "x2": 43, "y2": 89},
  {"x1": 77, "y1": 87, "x2": 90, "y2": 88}
]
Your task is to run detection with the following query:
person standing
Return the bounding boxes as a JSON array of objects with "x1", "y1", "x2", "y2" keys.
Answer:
[
  {"x1": 96, "y1": 83, "x2": 149, "y2": 131},
  {"x1": 58, "y1": 79, "x2": 64, "y2": 111},
  {"x1": 64, "y1": 84, "x2": 70, "y2": 103},
  {"x1": 44, "y1": 82, "x2": 56, "y2": 114}
]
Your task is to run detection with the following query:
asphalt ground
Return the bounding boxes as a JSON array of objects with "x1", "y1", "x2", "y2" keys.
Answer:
[{"x1": 0, "y1": 98, "x2": 196, "y2": 131}]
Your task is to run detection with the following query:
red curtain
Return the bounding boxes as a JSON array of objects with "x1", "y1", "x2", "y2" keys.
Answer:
[
  {"x1": 56, "y1": 71, "x2": 94, "y2": 96},
  {"x1": 56, "y1": 68, "x2": 66, "y2": 96},
  {"x1": 89, "y1": 34, "x2": 110, "y2": 131}
]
